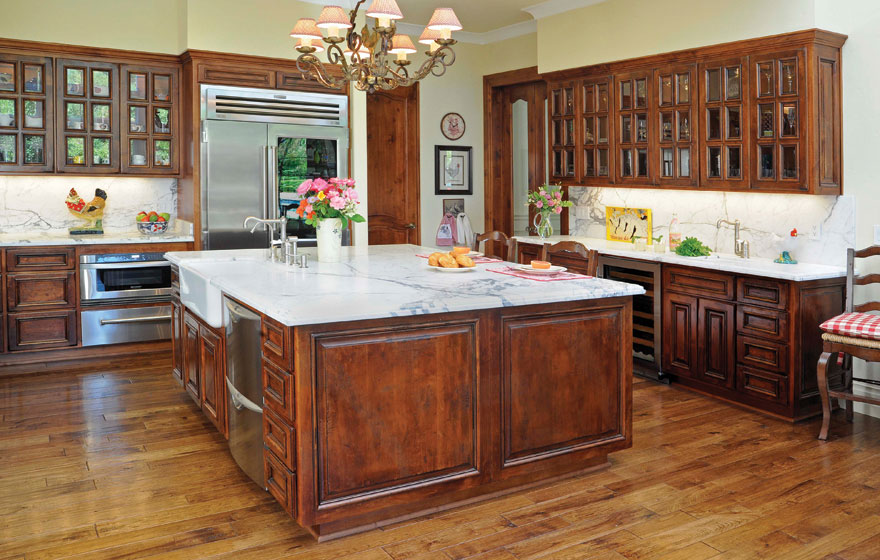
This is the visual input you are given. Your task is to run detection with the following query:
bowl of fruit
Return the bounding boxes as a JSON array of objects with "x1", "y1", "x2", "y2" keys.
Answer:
[{"x1": 136, "y1": 211, "x2": 171, "y2": 235}]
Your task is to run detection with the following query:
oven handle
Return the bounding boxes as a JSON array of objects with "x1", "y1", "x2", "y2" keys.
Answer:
[
  {"x1": 99, "y1": 314, "x2": 172, "y2": 325},
  {"x1": 81, "y1": 261, "x2": 172, "y2": 270}
]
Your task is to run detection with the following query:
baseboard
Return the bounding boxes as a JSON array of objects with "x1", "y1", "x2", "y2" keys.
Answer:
[{"x1": 0, "y1": 341, "x2": 171, "y2": 377}]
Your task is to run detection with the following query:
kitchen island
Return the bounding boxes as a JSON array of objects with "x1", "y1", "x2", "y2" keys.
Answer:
[{"x1": 166, "y1": 245, "x2": 644, "y2": 540}]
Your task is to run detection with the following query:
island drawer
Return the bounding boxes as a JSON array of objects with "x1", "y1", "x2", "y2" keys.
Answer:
[
  {"x1": 263, "y1": 408, "x2": 296, "y2": 471},
  {"x1": 663, "y1": 265, "x2": 734, "y2": 300},
  {"x1": 261, "y1": 316, "x2": 293, "y2": 371},
  {"x1": 7, "y1": 309, "x2": 77, "y2": 351},
  {"x1": 737, "y1": 277, "x2": 789, "y2": 310},
  {"x1": 6, "y1": 272, "x2": 76, "y2": 311},
  {"x1": 6, "y1": 247, "x2": 76, "y2": 272},
  {"x1": 737, "y1": 365, "x2": 789, "y2": 405},
  {"x1": 737, "y1": 336, "x2": 788, "y2": 373},
  {"x1": 262, "y1": 358, "x2": 295, "y2": 424},
  {"x1": 265, "y1": 449, "x2": 296, "y2": 516},
  {"x1": 736, "y1": 305, "x2": 789, "y2": 341}
]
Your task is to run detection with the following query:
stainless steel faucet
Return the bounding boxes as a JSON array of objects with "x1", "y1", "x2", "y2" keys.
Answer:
[
  {"x1": 716, "y1": 218, "x2": 750, "y2": 259},
  {"x1": 242, "y1": 216, "x2": 307, "y2": 267}
]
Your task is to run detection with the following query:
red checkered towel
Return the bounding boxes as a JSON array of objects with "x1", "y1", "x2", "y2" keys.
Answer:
[{"x1": 820, "y1": 312, "x2": 880, "y2": 341}]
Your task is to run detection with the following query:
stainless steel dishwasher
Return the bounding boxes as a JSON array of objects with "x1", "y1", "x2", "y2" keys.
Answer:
[{"x1": 223, "y1": 296, "x2": 266, "y2": 488}]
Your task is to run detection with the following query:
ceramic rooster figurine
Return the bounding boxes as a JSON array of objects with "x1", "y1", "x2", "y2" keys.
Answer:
[{"x1": 65, "y1": 188, "x2": 107, "y2": 235}]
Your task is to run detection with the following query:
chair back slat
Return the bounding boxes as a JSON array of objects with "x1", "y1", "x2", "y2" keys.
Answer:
[
  {"x1": 847, "y1": 246, "x2": 880, "y2": 314},
  {"x1": 474, "y1": 231, "x2": 517, "y2": 262},
  {"x1": 854, "y1": 245, "x2": 880, "y2": 258},
  {"x1": 855, "y1": 301, "x2": 880, "y2": 313},
  {"x1": 540, "y1": 241, "x2": 599, "y2": 276},
  {"x1": 854, "y1": 273, "x2": 880, "y2": 286}
]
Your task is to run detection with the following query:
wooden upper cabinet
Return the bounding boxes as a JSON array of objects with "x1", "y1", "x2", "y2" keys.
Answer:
[
  {"x1": 0, "y1": 54, "x2": 54, "y2": 172},
  {"x1": 656, "y1": 64, "x2": 697, "y2": 188},
  {"x1": 55, "y1": 59, "x2": 120, "y2": 174},
  {"x1": 614, "y1": 70, "x2": 653, "y2": 185},
  {"x1": 549, "y1": 81, "x2": 577, "y2": 181},
  {"x1": 698, "y1": 56, "x2": 749, "y2": 190},
  {"x1": 580, "y1": 76, "x2": 614, "y2": 185},
  {"x1": 120, "y1": 64, "x2": 180, "y2": 175}
]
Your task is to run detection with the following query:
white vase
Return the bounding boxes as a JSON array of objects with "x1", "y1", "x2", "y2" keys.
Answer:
[{"x1": 316, "y1": 217, "x2": 343, "y2": 263}]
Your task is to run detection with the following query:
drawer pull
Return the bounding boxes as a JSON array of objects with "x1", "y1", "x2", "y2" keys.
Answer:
[{"x1": 100, "y1": 314, "x2": 171, "y2": 325}]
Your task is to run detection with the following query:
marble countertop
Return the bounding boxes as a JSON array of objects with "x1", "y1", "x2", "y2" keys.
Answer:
[
  {"x1": 514, "y1": 235, "x2": 846, "y2": 282},
  {"x1": 0, "y1": 221, "x2": 195, "y2": 247},
  {"x1": 166, "y1": 245, "x2": 645, "y2": 327}
]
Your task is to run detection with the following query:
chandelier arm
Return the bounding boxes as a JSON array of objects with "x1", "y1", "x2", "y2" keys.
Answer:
[{"x1": 296, "y1": 54, "x2": 347, "y2": 90}]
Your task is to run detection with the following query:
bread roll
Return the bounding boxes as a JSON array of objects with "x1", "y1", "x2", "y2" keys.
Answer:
[
  {"x1": 428, "y1": 252, "x2": 444, "y2": 266},
  {"x1": 438, "y1": 254, "x2": 459, "y2": 268},
  {"x1": 455, "y1": 254, "x2": 475, "y2": 268}
]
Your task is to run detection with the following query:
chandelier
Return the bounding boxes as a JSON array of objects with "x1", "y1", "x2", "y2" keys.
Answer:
[{"x1": 290, "y1": 0, "x2": 462, "y2": 93}]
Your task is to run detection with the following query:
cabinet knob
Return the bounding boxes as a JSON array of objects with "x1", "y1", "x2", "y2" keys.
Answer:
[{"x1": 405, "y1": 223, "x2": 416, "y2": 229}]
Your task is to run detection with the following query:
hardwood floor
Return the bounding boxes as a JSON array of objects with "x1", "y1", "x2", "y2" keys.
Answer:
[{"x1": 1, "y1": 364, "x2": 879, "y2": 559}]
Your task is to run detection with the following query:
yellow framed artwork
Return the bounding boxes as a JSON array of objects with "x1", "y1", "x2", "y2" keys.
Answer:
[{"x1": 605, "y1": 206, "x2": 653, "y2": 244}]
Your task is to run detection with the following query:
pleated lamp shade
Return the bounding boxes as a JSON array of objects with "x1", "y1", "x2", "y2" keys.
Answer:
[
  {"x1": 366, "y1": 0, "x2": 404, "y2": 21},
  {"x1": 317, "y1": 6, "x2": 352, "y2": 29},
  {"x1": 389, "y1": 35, "x2": 417, "y2": 54},
  {"x1": 426, "y1": 8, "x2": 462, "y2": 31},
  {"x1": 418, "y1": 27, "x2": 442, "y2": 45},
  {"x1": 290, "y1": 18, "x2": 323, "y2": 40}
]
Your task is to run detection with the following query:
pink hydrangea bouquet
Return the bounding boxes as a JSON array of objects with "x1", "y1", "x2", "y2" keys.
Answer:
[
  {"x1": 527, "y1": 184, "x2": 573, "y2": 215},
  {"x1": 295, "y1": 177, "x2": 365, "y2": 227}
]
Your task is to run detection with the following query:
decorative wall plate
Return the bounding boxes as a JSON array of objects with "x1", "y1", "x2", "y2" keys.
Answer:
[{"x1": 440, "y1": 112, "x2": 465, "y2": 141}]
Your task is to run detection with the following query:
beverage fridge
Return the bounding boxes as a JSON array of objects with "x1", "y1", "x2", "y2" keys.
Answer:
[{"x1": 200, "y1": 85, "x2": 349, "y2": 250}]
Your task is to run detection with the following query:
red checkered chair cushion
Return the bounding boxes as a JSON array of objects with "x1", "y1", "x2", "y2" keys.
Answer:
[{"x1": 820, "y1": 312, "x2": 880, "y2": 341}]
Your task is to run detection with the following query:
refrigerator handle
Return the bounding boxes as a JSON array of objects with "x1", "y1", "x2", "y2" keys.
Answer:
[
  {"x1": 267, "y1": 145, "x2": 278, "y2": 219},
  {"x1": 261, "y1": 145, "x2": 269, "y2": 220}
]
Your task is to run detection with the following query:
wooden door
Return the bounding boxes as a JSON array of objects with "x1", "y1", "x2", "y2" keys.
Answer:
[
  {"x1": 548, "y1": 81, "x2": 577, "y2": 182},
  {"x1": 698, "y1": 56, "x2": 749, "y2": 189},
  {"x1": 183, "y1": 311, "x2": 200, "y2": 404},
  {"x1": 697, "y1": 299, "x2": 735, "y2": 388},
  {"x1": 170, "y1": 297, "x2": 183, "y2": 386},
  {"x1": 655, "y1": 64, "x2": 698, "y2": 188},
  {"x1": 581, "y1": 76, "x2": 614, "y2": 186},
  {"x1": 662, "y1": 292, "x2": 697, "y2": 377},
  {"x1": 0, "y1": 54, "x2": 54, "y2": 172},
  {"x1": 367, "y1": 85, "x2": 419, "y2": 245},
  {"x1": 506, "y1": 82, "x2": 548, "y2": 237},
  {"x1": 614, "y1": 70, "x2": 654, "y2": 185},
  {"x1": 199, "y1": 324, "x2": 226, "y2": 436},
  {"x1": 120, "y1": 64, "x2": 180, "y2": 174}
]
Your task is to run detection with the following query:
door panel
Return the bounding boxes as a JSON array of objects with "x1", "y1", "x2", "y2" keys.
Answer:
[
  {"x1": 367, "y1": 85, "x2": 420, "y2": 245},
  {"x1": 662, "y1": 292, "x2": 697, "y2": 376},
  {"x1": 697, "y1": 299, "x2": 735, "y2": 388}
]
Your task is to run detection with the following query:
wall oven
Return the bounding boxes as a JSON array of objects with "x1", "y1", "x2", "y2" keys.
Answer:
[{"x1": 80, "y1": 253, "x2": 173, "y2": 347}]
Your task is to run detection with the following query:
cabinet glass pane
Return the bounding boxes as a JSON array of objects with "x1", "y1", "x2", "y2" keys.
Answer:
[
  {"x1": 760, "y1": 145, "x2": 774, "y2": 178},
  {"x1": 23, "y1": 64, "x2": 43, "y2": 93},
  {"x1": 707, "y1": 107, "x2": 721, "y2": 140},
  {"x1": 679, "y1": 147, "x2": 690, "y2": 177},
  {"x1": 130, "y1": 138, "x2": 148, "y2": 166},
  {"x1": 551, "y1": 90, "x2": 561, "y2": 116},
  {"x1": 782, "y1": 146, "x2": 797, "y2": 179},
  {"x1": 597, "y1": 116, "x2": 608, "y2": 143},
  {"x1": 584, "y1": 116, "x2": 595, "y2": 144},
  {"x1": 635, "y1": 78, "x2": 647, "y2": 108},
  {"x1": 0, "y1": 98, "x2": 14, "y2": 128},
  {"x1": 553, "y1": 150, "x2": 562, "y2": 176},
  {"x1": 23, "y1": 100, "x2": 43, "y2": 128},
  {"x1": 706, "y1": 68, "x2": 721, "y2": 102},
  {"x1": 66, "y1": 68, "x2": 84, "y2": 96},
  {"x1": 758, "y1": 62, "x2": 774, "y2": 97},
  {"x1": 155, "y1": 140, "x2": 172, "y2": 167},
  {"x1": 708, "y1": 147, "x2": 721, "y2": 178},
  {"x1": 564, "y1": 119, "x2": 574, "y2": 145},
  {"x1": 92, "y1": 104, "x2": 111, "y2": 132},
  {"x1": 781, "y1": 103, "x2": 797, "y2": 137},
  {"x1": 583, "y1": 84, "x2": 594, "y2": 113},
  {"x1": 24, "y1": 135, "x2": 44, "y2": 164},
  {"x1": 597, "y1": 148, "x2": 608, "y2": 176},
  {"x1": 93, "y1": 138, "x2": 111, "y2": 166},
  {"x1": 636, "y1": 114, "x2": 647, "y2": 142},
  {"x1": 584, "y1": 149, "x2": 595, "y2": 176},
  {"x1": 154, "y1": 75, "x2": 171, "y2": 102},
  {"x1": 661, "y1": 112, "x2": 673, "y2": 141},
  {"x1": 678, "y1": 111, "x2": 690, "y2": 141},
  {"x1": 621, "y1": 115, "x2": 631, "y2": 143},
  {"x1": 564, "y1": 87, "x2": 574, "y2": 115},
  {"x1": 66, "y1": 137, "x2": 85, "y2": 165},
  {"x1": 552, "y1": 120, "x2": 562, "y2": 146},
  {"x1": 780, "y1": 60, "x2": 797, "y2": 95},
  {"x1": 0, "y1": 134, "x2": 15, "y2": 163},
  {"x1": 66, "y1": 102, "x2": 84, "y2": 130},
  {"x1": 565, "y1": 149, "x2": 575, "y2": 176},
  {"x1": 636, "y1": 148, "x2": 648, "y2": 177},
  {"x1": 130, "y1": 73, "x2": 147, "y2": 100},
  {"x1": 725, "y1": 66, "x2": 741, "y2": 100},
  {"x1": 759, "y1": 103, "x2": 774, "y2": 138},
  {"x1": 661, "y1": 148, "x2": 673, "y2": 177},
  {"x1": 676, "y1": 73, "x2": 690, "y2": 103},
  {"x1": 727, "y1": 106, "x2": 741, "y2": 139},
  {"x1": 727, "y1": 146, "x2": 741, "y2": 178},
  {"x1": 130, "y1": 106, "x2": 147, "y2": 133},
  {"x1": 92, "y1": 70, "x2": 111, "y2": 98},
  {"x1": 597, "y1": 84, "x2": 608, "y2": 111},
  {"x1": 660, "y1": 75, "x2": 673, "y2": 106},
  {"x1": 0, "y1": 63, "x2": 14, "y2": 92},
  {"x1": 621, "y1": 149, "x2": 632, "y2": 177},
  {"x1": 620, "y1": 80, "x2": 632, "y2": 110}
]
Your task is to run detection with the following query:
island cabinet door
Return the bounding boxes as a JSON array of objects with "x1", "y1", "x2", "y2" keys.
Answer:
[
  {"x1": 662, "y1": 292, "x2": 698, "y2": 377},
  {"x1": 498, "y1": 301, "x2": 632, "y2": 476},
  {"x1": 170, "y1": 297, "x2": 183, "y2": 386},
  {"x1": 696, "y1": 299, "x2": 736, "y2": 389},
  {"x1": 199, "y1": 324, "x2": 227, "y2": 438},
  {"x1": 182, "y1": 311, "x2": 201, "y2": 405}
]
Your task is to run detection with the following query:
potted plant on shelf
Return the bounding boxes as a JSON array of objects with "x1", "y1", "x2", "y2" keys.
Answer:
[
  {"x1": 295, "y1": 177, "x2": 365, "y2": 263},
  {"x1": 527, "y1": 184, "x2": 573, "y2": 240}
]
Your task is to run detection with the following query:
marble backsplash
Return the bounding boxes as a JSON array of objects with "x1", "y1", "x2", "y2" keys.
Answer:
[
  {"x1": 0, "y1": 176, "x2": 177, "y2": 233},
  {"x1": 569, "y1": 187, "x2": 855, "y2": 267}
]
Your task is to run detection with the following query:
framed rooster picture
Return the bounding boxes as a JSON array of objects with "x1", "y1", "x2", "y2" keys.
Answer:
[{"x1": 435, "y1": 146, "x2": 472, "y2": 195}]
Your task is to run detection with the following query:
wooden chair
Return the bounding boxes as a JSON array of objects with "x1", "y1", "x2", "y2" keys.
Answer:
[
  {"x1": 817, "y1": 246, "x2": 880, "y2": 440},
  {"x1": 540, "y1": 241, "x2": 599, "y2": 276},
  {"x1": 473, "y1": 231, "x2": 518, "y2": 262}
]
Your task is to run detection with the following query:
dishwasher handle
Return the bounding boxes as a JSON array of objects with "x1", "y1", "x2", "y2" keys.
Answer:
[
  {"x1": 226, "y1": 376, "x2": 262, "y2": 414},
  {"x1": 99, "y1": 314, "x2": 171, "y2": 325}
]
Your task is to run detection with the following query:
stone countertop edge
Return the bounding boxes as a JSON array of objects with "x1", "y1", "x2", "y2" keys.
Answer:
[{"x1": 0, "y1": 220, "x2": 195, "y2": 247}]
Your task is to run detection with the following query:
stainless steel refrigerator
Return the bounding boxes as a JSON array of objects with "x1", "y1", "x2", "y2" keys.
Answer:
[{"x1": 200, "y1": 85, "x2": 350, "y2": 250}]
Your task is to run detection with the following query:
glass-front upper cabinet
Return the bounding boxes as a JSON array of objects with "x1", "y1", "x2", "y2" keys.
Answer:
[
  {"x1": 750, "y1": 50, "x2": 806, "y2": 191},
  {"x1": 614, "y1": 70, "x2": 652, "y2": 184},
  {"x1": 655, "y1": 64, "x2": 697, "y2": 188},
  {"x1": 549, "y1": 81, "x2": 577, "y2": 180},
  {"x1": 0, "y1": 54, "x2": 54, "y2": 172},
  {"x1": 55, "y1": 59, "x2": 119, "y2": 173},
  {"x1": 120, "y1": 64, "x2": 178, "y2": 174},
  {"x1": 698, "y1": 57, "x2": 749, "y2": 189},
  {"x1": 581, "y1": 76, "x2": 613, "y2": 185}
]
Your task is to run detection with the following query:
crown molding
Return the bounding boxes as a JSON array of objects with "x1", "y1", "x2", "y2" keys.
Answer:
[
  {"x1": 522, "y1": 0, "x2": 608, "y2": 20},
  {"x1": 395, "y1": 20, "x2": 536, "y2": 45}
]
